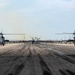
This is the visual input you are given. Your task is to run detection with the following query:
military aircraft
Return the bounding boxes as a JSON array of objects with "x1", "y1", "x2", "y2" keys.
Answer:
[
  {"x1": 0, "y1": 32, "x2": 26, "y2": 46},
  {"x1": 35, "y1": 37, "x2": 41, "y2": 44},
  {"x1": 56, "y1": 31, "x2": 75, "y2": 45},
  {"x1": 29, "y1": 36, "x2": 41, "y2": 44}
]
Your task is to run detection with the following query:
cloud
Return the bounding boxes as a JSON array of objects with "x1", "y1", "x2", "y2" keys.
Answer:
[
  {"x1": 0, "y1": 0, "x2": 12, "y2": 9},
  {"x1": 0, "y1": 3, "x2": 8, "y2": 9},
  {"x1": 36, "y1": 0, "x2": 75, "y2": 10},
  {"x1": 55, "y1": 0, "x2": 75, "y2": 9}
]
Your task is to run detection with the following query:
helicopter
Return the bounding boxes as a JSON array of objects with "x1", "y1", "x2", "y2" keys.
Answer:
[
  {"x1": 0, "y1": 32, "x2": 26, "y2": 46},
  {"x1": 56, "y1": 31, "x2": 75, "y2": 46},
  {"x1": 29, "y1": 36, "x2": 41, "y2": 44},
  {"x1": 0, "y1": 32, "x2": 5, "y2": 46}
]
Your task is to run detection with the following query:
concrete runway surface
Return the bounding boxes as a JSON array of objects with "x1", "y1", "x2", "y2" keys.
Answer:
[{"x1": 0, "y1": 43, "x2": 75, "y2": 75}]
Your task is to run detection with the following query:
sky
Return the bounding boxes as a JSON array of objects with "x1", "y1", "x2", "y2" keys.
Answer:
[{"x1": 0, "y1": 0, "x2": 75, "y2": 40}]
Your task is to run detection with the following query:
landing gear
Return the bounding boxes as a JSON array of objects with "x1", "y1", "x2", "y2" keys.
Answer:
[
  {"x1": 2, "y1": 43, "x2": 5, "y2": 46},
  {"x1": 2, "y1": 42, "x2": 5, "y2": 46}
]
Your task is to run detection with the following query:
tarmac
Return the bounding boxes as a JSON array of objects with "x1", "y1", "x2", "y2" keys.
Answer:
[{"x1": 0, "y1": 43, "x2": 75, "y2": 75}]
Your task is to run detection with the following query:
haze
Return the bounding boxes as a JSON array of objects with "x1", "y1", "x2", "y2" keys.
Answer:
[{"x1": 0, "y1": 0, "x2": 75, "y2": 40}]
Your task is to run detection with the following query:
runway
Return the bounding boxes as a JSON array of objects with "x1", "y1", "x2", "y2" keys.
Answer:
[{"x1": 0, "y1": 43, "x2": 75, "y2": 75}]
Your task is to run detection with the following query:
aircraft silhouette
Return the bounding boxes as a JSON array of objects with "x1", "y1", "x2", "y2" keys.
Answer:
[
  {"x1": 0, "y1": 32, "x2": 26, "y2": 46},
  {"x1": 56, "y1": 31, "x2": 75, "y2": 45},
  {"x1": 29, "y1": 36, "x2": 41, "y2": 44}
]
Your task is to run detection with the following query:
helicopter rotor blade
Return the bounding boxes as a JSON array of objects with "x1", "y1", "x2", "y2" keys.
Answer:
[
  {"x1": 3, "y1": 33, "x2": 26, "y2": 35},
  {"x1": 56, "y1": 33, "x2": 73, "y2": 35}
]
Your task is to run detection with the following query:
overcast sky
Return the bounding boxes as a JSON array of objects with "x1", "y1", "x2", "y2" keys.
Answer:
[{"x1": 0, "y1": 0, "x2": 75, "y2": 40}]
